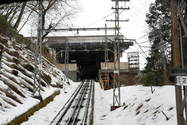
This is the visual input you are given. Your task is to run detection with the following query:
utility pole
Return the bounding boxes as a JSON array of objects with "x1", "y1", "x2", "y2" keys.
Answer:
[
  {"x1": 171, "y1": 0, "x2": 183, "y2": 125},
  {"x1": 105, "y1": 24, "x2": 109, "y2": 89},
  {"x1": 107, "y1": 0, "x2": 130, "y2": 111},
  {"x1": 33, "y1": 3, "x2": 43, "y2": 99},
  {"x1": 64, "y1": 37, "x2": 69, "y2": 83}
]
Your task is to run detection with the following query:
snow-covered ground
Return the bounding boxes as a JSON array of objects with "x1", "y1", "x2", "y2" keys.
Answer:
[
  {"x1": 94, "y1": 83, "x2": 177, "y2": 125},
  {"x1": 18, "y1": 82, "x2": 176, "y2": 125},
  {"x1": 20, "y1": 81, "x2": 80, "y2": 125},
  {"x1": 0, "y1": 35, "x2": 177, "y2": 125},
  {"x1": 0, "y1": 35, "x2": 80, "y2": 124}
]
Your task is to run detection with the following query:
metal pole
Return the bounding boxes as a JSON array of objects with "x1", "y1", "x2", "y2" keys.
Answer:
[
  {"x1": 33, "y1": 3, "x2": 43, "y2": 98},
  {"x1": 113, "y1": 0, "x2": 121, "y2": 109},
  {"x1": 171, "y1": 0, "x2": 183, "y2": 124},
  {"x1": 179, "y1": 21, "x2": 184, "y2": 69},
  {"x1": 105, "y1": 24, "x2": 109, "y2": 89},
  {"x1": 65, "y1": 37, "x2": 69, "y2": 83}
]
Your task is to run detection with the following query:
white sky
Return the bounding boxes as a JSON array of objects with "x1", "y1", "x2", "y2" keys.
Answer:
[
  {"x1": 20, "y1": 0, "x2": 156, "y2": 70},
  {"x1": 71, "y1": 0, "x2": 156, "y2": 70}
]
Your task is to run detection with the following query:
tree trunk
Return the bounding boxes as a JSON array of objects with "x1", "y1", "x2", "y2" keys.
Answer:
[
  {"x1": 14, "y1": 1, "x2": 27, "y2": 29},
  {"x1": 18, "y1": 9, "x2": 33, "y2": 32},
  {"x1": 8, "y1": 3, "x2": 21, "y2": 23}
]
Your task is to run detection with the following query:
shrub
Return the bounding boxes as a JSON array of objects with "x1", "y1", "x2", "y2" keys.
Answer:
[
  {"x1": 41, "y1": 73, "x2": 52, "y2": 84},
  {"x1": 10, "y1": 51, "x2": 19, "y2": 58},
  {"x1": 0, "y1": 44, "x2": 4, "y2": 50},
  {"x1": 12, "y1": 70, "x2": 18, "y2": 76},
  {"x1": 41, "y1": 81, "x2": 47, "y2": 87},
  {"x1": 11, "y1": 64, "x2": 17, "y2": 69},
  {"x1": 12, "y1": 58, "x2": 19, "y2": 64},
  {"x1": 0, "y1": 51, "x2": 2, "y2": 61},
  {"x1": 0, "y1": 15, "x2": 31, "y2": 47},
  {"x1": 23, "y1": 64, "x2": 34, "y2": 72},
  {"x1": 0, "y1": 38, "x2": 8, "y2": 45},
  {"x1": 137, "y1": 72, "x2": 157, "y2": 86}
]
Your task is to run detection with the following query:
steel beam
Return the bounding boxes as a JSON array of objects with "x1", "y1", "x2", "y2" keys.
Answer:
[
  {"x1": 42, "y1": 27, "x2": 120, "y2": 33},
  {"x1": 33, "y1": 6, "x2": 42, "y2": 98},
  {"x1": 64, "y1": 38, "x2": 69, "y2": 82},
  {"x1": 105, "y1": 24, "x2": 109, "y2": 89},
  {"x1": 110, "y1": 0, "x2": 130, "y2": 111}
]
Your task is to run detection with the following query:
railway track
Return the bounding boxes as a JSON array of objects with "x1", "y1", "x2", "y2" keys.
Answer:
[{"x1": 50, "y1": 80, "x2": 94, "y2": 125}]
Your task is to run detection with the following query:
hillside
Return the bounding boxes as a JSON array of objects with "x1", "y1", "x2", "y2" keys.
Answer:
[{"x1": 0, "y1": 33, "x2": 76, "y2": 124}]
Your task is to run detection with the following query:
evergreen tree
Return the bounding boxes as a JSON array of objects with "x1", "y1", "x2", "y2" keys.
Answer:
[{"x1": 145, "y1": 0, "x2": 171, "y2": 85}]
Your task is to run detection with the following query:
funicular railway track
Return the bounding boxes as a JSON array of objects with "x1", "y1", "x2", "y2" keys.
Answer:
[{"x1": 50, "y1": 80, "x2": 94, "y2": 125}]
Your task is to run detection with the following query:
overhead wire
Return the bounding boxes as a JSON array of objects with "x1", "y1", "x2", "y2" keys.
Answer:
[{"x1": 84, "y1": 12, "x2": 115, "y2": 28}]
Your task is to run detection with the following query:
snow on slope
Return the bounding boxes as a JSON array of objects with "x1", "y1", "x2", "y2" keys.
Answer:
[
  {"x1": 20, "y1": 82, "x2": 80, "y2": 125},
  {"x1": 0, "y1": 35, "x2": 78, "y2": 125},
  {"x1": 94, "y1": 83, "x2": 177, "y2": 125}
]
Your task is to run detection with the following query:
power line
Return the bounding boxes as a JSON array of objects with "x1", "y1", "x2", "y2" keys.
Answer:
[
  {"x1": 84, "y1": 12, "x2": 115, "y2": 28},
  {"x1": 134, "y1": 40, "x2": 149, "y2": 57},
  {"x1": 129, "y1": 47, "x2": 147, "y2": 61},
  {"x1": 137, "y1": 40, "x2": 149, "y2": 44},
  {"x1": 137, "y1": 33, "x2": 149, "y2": 40}
]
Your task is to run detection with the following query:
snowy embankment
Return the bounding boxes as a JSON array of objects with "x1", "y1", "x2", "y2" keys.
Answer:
[
  {"x1": 94, "y1": 83, "x2": 177, "y2": 125},
  {"x1": 20, "y1": 82, "x2": 80, "y2": 125},
  {"x1": 0, "y1": 35, "x2": 79, "y2": 125}
]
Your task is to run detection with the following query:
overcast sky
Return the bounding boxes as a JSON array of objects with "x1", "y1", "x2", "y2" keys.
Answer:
[
  {"x1": 68, "y1": 0, "x2": 155, "y2": 69},
  {"x1": 20, "y1": 0, "x2": 156, "y2": 70},
  {"x1": 73, "y1": 0, "x2": 156, "y2": 70}
]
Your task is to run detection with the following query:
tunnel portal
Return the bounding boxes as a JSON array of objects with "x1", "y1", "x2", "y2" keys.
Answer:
[{"x1": 47, "y1": 35, "x2": 133, "y2": 81}]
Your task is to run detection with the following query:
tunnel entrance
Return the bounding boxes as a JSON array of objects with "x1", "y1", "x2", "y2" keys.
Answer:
[
  {"x1": 79, "y1": 60, "x2": 98, "y2": 80},
  {"x1": 69, "y1": 51, "x2": 104, "y2": 80}
]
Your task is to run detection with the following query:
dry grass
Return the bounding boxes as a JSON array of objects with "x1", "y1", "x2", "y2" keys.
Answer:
[
  {"x1": 136, "y1": 104, "x2": 143, "y2": 111},
  {"x1": 145, "y1": 98, "x2": 151, "y2": 102},
  {"x1": 42, "y1": 47, "x2": 61, "y2": 69},
  {"x1": 136, "y1": 110, "x2": 140, "y2": 115},
  {"x1": 168, "y1": 107, "x2": 174, "y2": 111},
  {"x1": 3, "y1": 80, "x2": 25, "y2": 98},
  {"x1": 22, "y1": 64, "x2": 34, "y2": 72},
  {"x1": 4, "y1": 88, "x2": 22, "y2": 104},
  {"x1": 0, "y1": 38, "x2": 8, "y2": 46},
  {"x1": 3, "y1": 98, "x2": 16, "y2": 107},
  {"x1": 12, "y1": 70, "x2": 18, "y2": 76},
  {"x1": 41, "y1": 72, "x2": 51, "y2": 84}
]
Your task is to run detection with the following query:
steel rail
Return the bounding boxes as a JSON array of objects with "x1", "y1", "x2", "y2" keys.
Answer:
[
  {"x1": 70, "y1": 80, "x2": 89, "y2": 125},
  {"x1": 54, "y1": 80, "x2": 93, "y2": 125},
  {"x1": 81, "y1": 80, "x2": 93, "y2": 125},
  {"x1": 56, "y1": 80, "x2": 85, "y2": 125}
]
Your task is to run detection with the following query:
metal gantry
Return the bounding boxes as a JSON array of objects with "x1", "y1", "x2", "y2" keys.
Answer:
[
  {"x1": 108, "y1": 0, "x2": 130, "y2": 110},
  {"x1": 33, "y1": 8, "x2": 118, "y2": 97},
  {"x1": 33, "y1": 7, "x2": 43, "y2": 98},
  {"x1": 64, "y1": 37, "x2": 69, "y2": 82},
  {"x1": 104, "y1": 24, "x2": 109, "y2": 89}
]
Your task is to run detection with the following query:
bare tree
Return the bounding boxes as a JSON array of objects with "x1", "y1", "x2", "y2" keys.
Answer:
[
  {"x1": 0, "y1": 0, "x2": 79, "y2": 38},
  {"x1": 13, "y1": 1, "x2": 27, "y2": 29}
]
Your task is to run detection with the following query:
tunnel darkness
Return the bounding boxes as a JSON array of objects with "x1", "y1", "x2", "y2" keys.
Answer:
[
  {"x1": 56, "y1": 48, "x2": 114, "y2": 81},
  {"x1": 69, "y1": 51, "x2": 105, "y2": 80}
]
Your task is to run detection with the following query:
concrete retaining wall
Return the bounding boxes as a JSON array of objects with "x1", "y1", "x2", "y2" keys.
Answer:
[
  {"x1": 64, "y1": 71, "x2": 77, "y2": 82},
  {"x1": 7, "y1": 90, "x2": 60, "y2": 125}
]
